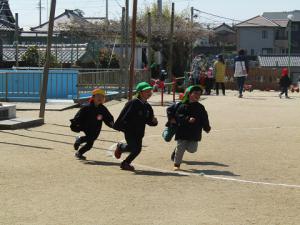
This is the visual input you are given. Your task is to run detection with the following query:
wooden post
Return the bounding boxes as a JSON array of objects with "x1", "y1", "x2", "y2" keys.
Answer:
[
  {"x1": 125, "y1": 0, "x2": 129, "y2": 95},
  {"x1": 128, "y1": 0, "x2": 138, "y2": 100},
  {"x1": 167, "y1": 3, "x2": 174, "y2": 93},
  {"x1": 15, "y1": 13, "x2": 19, "y2": 67},
  {"x1": 147, "y1": 12, "x2": 152, "y2": 78},
  {"x1": 39, "y1": 0, "x2": 56, "y2": 119}
]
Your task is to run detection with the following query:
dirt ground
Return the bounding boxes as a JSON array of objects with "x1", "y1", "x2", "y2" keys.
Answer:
[{"x1": 1, "y1": 90, "x2": 300, "y2": 225}]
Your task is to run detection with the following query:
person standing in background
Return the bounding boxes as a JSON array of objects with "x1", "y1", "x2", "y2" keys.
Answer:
[
  {"x1": 234, "y1": 49, "x2": 248, "y2": 98},
  {"x1": 214, "y1": 54, "x2": 226, "y2": 96}
]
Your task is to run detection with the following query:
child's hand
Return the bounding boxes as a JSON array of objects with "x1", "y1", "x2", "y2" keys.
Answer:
[
  {"x1": 188, "y1": 117, "x2": 196, "y2": 123},
  {"x1": 205, "y1": 126, "x2": 211, "y2": 133},
  {"x1": 170, "y1": 118, "x2": 176, "y2": 124},
  {"x1": 152, "y1": 117, "x2": 158, "y2": 125}
]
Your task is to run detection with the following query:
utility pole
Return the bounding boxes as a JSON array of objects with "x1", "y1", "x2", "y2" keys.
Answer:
[
  {"x1": 39, "y1": 0, "x2": 56, "y2": 119},
  {"x1": 14, "y1": 13, "x2": 19, "y2": 67},
  {"x1": 157, "y1": 0, "x2": 162, "y2": 18},
  {"x1": 106, "y1": 0, "x2": 109, "y2": 24},
  {"x1": 38, "y1": 0, "x2": 42, "y2": 25},
  {"x1": 156, "y1": 0, "x2": 162, "y2": 66},
  {"x1": 190, "y1": 6, "x2": 194, "y2": 70},
  {"x1": 128, "y1": 0, "x2": 138, "y2": 100},
  {"x1": 167, "y1": 3, "x2": 174, "y2": 91}
]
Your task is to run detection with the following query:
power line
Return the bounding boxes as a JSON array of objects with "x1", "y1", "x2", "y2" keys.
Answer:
[
  {"x1": 193, "y1": 8, "x2": 282, "y2": 27},
  {"x1": 193, "y1": 8, "x2": 240, "y2": 23},
  {"x1": 113, "y1": 0, "x2": 123, "y2": 8}
]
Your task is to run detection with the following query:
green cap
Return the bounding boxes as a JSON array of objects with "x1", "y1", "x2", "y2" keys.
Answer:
[
  {"x1": 136, "y1": 82, "x2": 153, "y2": 92},
  {"x1": 182, "y1": 85, "x2": 203, "y2": 103}
]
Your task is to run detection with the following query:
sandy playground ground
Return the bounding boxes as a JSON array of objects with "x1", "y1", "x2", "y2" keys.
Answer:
[{"x1": 0, "y1": 90, "x2": 300, "y2": 225}]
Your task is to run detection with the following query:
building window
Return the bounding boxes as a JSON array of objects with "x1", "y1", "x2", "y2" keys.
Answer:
[
  {"x1": 251, "y1": 49, "x2": 255, "y2": 56},
  {"x1": 262, "y1": 48, "x2": 273, "y2": 54},
  {"x1": 262, "y1": 30, "x2": 268, "y2": 39},
  {"x1": 292, "y1": 24, "x2": 299, "y2": 31}
]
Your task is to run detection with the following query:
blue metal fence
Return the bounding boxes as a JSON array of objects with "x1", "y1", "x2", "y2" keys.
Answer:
[{"x1": 0, "y1": 70, "x2": 78, "y2": 102}]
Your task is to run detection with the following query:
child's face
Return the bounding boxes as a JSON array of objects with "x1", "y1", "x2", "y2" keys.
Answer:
[
  {"x1": 189, "y1": 91, "x2": 201, "y2": 102},
  {"x1": 93, "y1": 94, "x2": 105, "y2": 105},
  {"x1": 140, "y1": 89, "x2": 152, "y2": 100}
]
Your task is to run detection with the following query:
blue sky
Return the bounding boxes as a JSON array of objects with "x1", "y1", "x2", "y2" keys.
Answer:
[{"x1": 9, "y1": 0, "x2": 299, "y2": 29}]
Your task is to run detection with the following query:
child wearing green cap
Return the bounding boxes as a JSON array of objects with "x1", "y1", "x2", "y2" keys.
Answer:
[
  {"x1": 171, "y1": 85, "x2": 211, "y2": 170},
  {"x1": 113, "y1": 82, "x2": 158, "y2": 171}
]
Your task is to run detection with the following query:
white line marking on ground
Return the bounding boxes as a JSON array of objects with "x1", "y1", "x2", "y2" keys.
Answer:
[{"x1": 107, "y1": 141, "x2": 300, "y2": 189}]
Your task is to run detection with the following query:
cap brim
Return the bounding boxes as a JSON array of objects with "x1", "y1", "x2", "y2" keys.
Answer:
[{"x1": 141, "y1": 86, "x2": 153, "y2": 91}]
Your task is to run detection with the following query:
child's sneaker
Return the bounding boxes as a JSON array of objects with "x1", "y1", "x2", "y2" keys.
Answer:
[
  {"x1": 173, "y1": 164, "x2": 180, "y2": 171},
  {"x1": 75, "y1": 152, "x2": 86, "y2": 160},
  {"x1": 114, "y1": 143, "x2": 122, "y2": 159},
  {"x1": 73, "y1": 136, "x2": 81, "y2": 150},
  {"x1": 120, "y1": 161, "x2": 135, "y2": 171}
]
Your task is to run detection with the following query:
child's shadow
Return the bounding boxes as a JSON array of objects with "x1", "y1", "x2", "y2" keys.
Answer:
[
  {"x1": 190, "y1": 169, "x2": 239, "y2": 177},
  {"x1": 83, "y1": 160, "x2": 120, "y2": 167},
  {"x1": 134, "y1": 170, "x2": 187, "y2": 177},
  {"x1": 183, "y1": 161, "x2": 229, "y2": 167}
]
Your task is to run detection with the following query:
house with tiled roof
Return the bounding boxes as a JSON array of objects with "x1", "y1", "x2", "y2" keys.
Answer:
[
  {"x1": 0, "y1": 0, "x2": 19, "y2": 61},
  {"x1": 31, "y1": 9, "x2": 95, "y2": 33},
  {"x1": 235, "y1": 10, "x2": 300, "y2": 56},
  {"x1": 212, "y1": 23, "x2": 236, "y2": 47}
]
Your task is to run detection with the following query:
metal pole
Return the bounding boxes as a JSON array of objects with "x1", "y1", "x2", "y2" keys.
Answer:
[
  {"x1": 15, "y1": 13, "x2": 19, "y2": 67},
  {"x1": 288, "y1": 21, "x2": 291, "y2": 78},
  {"x1": 128, "y1": 0, "x2": 138, "y2": 100},
  {"x1": 39, "y1": 0, "x2": 56, "y2": 119}
]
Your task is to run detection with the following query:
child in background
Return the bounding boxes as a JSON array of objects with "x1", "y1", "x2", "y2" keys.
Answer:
[
  {"x1": 73, "y1": 89, "x2": 114, "y2": 160},
  {"x1": 171, "y1": 85, "x2": 211, "y2": 170},
  {"x1": 279, "y1": 68, "x2": 292, "y2": 98},
  {"x1": 113, "y1": 82, "x2": 158, "y2": 171}
]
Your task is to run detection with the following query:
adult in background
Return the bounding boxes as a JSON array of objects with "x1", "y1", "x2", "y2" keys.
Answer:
[
  {"x1": 234, "y1": 49, "x2": 248, "y2": 98},
  {"x1": 214, "y1": 54, "x2": 226, "y2": 95}
]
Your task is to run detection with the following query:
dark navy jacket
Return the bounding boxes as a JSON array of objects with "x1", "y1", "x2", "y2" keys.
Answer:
[
  {"x1": 78, "y1": 103, "x2": 114, "y2": 136},
  {"x1": 113, "y1": 98, "x2": 157, "y2": 138},
  {"x1": 175, "y1": 102, "x2": 210, "y2": 141}
]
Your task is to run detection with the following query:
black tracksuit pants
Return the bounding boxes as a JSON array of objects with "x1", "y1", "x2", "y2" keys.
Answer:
[
  {"x1": 280, "y1": 87, "x2": 288, "y2": 97},
  {"x1": 215, "y1": 82, "x2": 225, "y2": 95},
  {"x1": 77, "y1": 130, "x2": 100, "y2": 155},
  {"x1": 119, "y1": 133, "x2": 143, "y2": 164}
]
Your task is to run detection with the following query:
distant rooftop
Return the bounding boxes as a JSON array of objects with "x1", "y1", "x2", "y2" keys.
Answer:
[
  {"x1": 263, "y1": 10, "x2": 300, "y2": 21},
  {"x1": 2, "y1": 44, "x2": 88, "y2": 63},
  {"x1": 236, "y1": 16, "x2": 280, "y2": 27},
  {"x1": 258, "y1": 55, "x2": 300, "y2": 67},
  {"x1": 31, "y1": 9, "x2": 95, "y2": 32}
]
